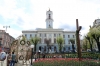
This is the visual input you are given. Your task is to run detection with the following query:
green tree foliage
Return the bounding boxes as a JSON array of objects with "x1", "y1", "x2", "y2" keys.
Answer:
[
  {"x1": 85, "y1": 32, "x2": 94, "y2": 52},
  {"x1": 69, "y1": 38, "x2": 75, "y2": 52},
  {"x1": 56, "y1": 35, "x2": 64, "y2": 52},
  {"x1": 89, "y1": 27, "x2": 100, "y2": 52},
  {"x1": 21, "y1": 35, "x2": 27, "y2": 40},
  {"x1": 82, "y1": 36, "x2": 90, "y2": 51},
  {"x1": 30, "y1": 36, "x2": 40, "y2": 52},
  {"x1": 45, "y1": 38, "x2": 51, "y2": 53}
]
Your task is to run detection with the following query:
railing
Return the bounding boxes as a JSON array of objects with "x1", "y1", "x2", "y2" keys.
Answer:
[{"x1": 32, "y1": 52, "x2": 100, "y2": 61}]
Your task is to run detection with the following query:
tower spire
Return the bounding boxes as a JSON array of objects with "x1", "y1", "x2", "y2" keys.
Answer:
[
  {"x1": 49, "y1": 8, "x2": 50, "y2": 11},
  {"x1": 46, "y1": 9, "x2": 53, "y2": 28}
]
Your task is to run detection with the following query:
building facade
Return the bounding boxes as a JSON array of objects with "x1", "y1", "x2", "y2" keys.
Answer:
[
  {"x1": 0, "y1": 30, "x2": 15, "y2": 52},
  {"x1": 22, "y1": 9, "x2": 76, "y2": 53}
]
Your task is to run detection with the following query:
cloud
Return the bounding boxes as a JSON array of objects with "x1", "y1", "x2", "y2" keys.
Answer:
[
  {"x1": 59, "y1": 23, "x2": 85, "y2": 31},
  {"x1": 16, "y1": 17, "x2": 24, "y2": 25},
  {"x1": 0, "y1": 0, "x2": 100, "y2": 39}
]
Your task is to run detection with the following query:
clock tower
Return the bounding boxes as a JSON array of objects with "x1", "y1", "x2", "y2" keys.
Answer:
[{"x1": 46, "y1": 9, "x2": 54, "y2": 28}]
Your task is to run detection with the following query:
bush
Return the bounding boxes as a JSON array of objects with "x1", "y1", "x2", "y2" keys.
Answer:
[{"x1": 33, "y1": 58, "x2": 100, "y2": 66}]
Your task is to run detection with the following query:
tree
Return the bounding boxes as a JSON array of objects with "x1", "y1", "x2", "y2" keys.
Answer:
[
  {"x1": 21, "y1": 35, "x2": 27, "y2": 40},
  {"x1": 45, "y1": 38, "x2": 51, "y2": 53},
  {"x1": 89, "y1": 27, "x2": 100, "y2": 52},
  {"x1": 30, "y1": 36, "x2": 40, "y2": 53},
  {"x1": 69, "y1": 38, "x2": 75, "y2": 52},
  {"x1": 82, "y1": 36, "x2": 90, "y2": 51},
  {"x1": 85, "y1": 32, "x2": 93, "y2": 52},
  {"x1": 56, "y1": 36, "x2": 64, "y2": 53}
]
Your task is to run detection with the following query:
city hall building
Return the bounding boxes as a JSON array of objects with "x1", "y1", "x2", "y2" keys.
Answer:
[{"x1": 22, "y1": 9, "x2": 76, "y2": 53}]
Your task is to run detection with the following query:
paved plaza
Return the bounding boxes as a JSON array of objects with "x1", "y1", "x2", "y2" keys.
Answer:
[{"x1": 0, "y1": 57, "x2": 35, "y2": 66}]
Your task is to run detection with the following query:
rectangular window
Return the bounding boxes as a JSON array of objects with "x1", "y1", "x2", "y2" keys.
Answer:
[
  {"x1": 54, "y1": 34, "x2": 56, "y2": 37},
  {"x1": 54, "y1": 38, "x2": 56, "y2": 43},
  {"x1": 63, "y1": 35, "x2": 65, "y2": 38},
  {"x1": 68, "y1": 35, "x2": 70, "y2": 38},
  {"x1": 40, "y1": 33, "x2": 41, "y2": 37},
  {"x1": 45, "y1": 34, "x2": 46, "y2": 37},
  {"x1": 25, "y1": 34, "x2": 27, "y2": 37},
  {"x1": 73, "y1": 35, "x2": 74, "y2": 38},
  {"x1": 64, "y1": 39, "x2": 65, "y2": 44},
  {"x1": 68, "y1": 40, "x2": 70, "y2": 44},
  {"x1": 59, "y1": 34, "x2": 60, "y2": 36},
  {"x1": 30, "y1": 34, "x2": 32, "y2": 37},
  {"x1": 40, "y1": 38, "x2": 41, "y2": 43}
]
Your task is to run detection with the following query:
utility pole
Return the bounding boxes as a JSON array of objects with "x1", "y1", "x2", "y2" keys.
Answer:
[{"x1": 76, "y1": 19, "x2": 82, "y2": 61}]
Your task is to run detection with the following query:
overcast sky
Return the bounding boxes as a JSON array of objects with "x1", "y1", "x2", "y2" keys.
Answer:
[{"x1": 0, "y1": 0, "x2": 100, "y2": 39}]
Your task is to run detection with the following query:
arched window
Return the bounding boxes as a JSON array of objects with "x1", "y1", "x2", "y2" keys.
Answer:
[
  {"x1": 39, "y1": 46, "x2": 41, "y2": 51},
  {"x1": 54, "y1": 46, "x2": 57, "y2": 52},
  {"x1": 68, "y1": 47, "x2": 70, "y2": 50},
  {"x1": 44, "y1": 46, "x2": 46, "y2": 52},
  {"x1": 50, "y1": 46, "x2": 51, "y2": 50}
]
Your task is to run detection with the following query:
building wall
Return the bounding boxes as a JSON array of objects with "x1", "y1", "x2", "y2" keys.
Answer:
[
  {"x1": 22, "y1": 30, "x2": 76, "y2": 53},
  {"x1": 0, "y1": 30, "x2": 15, "y2": 52},
  {"x1": 22, "y1": 10, "x2": 76, "y2": 53}
]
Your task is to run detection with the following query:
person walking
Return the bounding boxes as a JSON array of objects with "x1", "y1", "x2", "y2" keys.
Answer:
[
  {"x1": 7, "y1": 52, "x2": 11, "y2": 66},
  {"x1": 10, "y1": 52, "x2": 16, "y2": 66},
  {"x1": 0, "y1": 50, "x2": 6, "y2": 66},
  {"x1": 0, "y1": 50, "x2": 6, "y2": 61}
]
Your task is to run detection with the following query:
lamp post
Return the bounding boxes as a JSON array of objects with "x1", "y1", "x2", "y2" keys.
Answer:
[
  {"x1": 30, "y1": 45, "x2": 34, "y2": 66},
  {"x1": 39, "y1": 50, "x2": 41, "y2": 59},
  {"x1": 3, "y1": 26, "x2": 10, "y2": 52},
  {"x1": 3, "y1": 26, "x2": 10, "y2": 32}
]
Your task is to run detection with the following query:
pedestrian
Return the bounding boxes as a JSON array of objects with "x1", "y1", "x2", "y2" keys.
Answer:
[
  {"x1": 0, "y1": 50, "x2": 6, "y2": 66},
  {"x1": 34, "y1": 53, "x2": 37, "y2": 61},
  {"x1": 10, "y1": 52, "x2": 16, "y2": 66},
  {"x1": 0, "y1": 50, "x2": 6, "y2": 61},
  {"x1": 7, "y1": 52, "x2": 11, "y2": 66}
]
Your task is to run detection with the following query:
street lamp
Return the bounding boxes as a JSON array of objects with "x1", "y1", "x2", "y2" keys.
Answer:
[
  {"x1": 30, "y1": 44, "x2": 34, "y2": 66},
  {"x1": 39, "y1": 50, "x2": 41, "y2": 59},
  {"x1": 3, "y1": 26, "x2": 10, "y2": 32}
]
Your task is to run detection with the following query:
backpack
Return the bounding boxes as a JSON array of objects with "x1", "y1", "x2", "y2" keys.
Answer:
[{"x1": 0, "y1": 52, "x2": 6, "y2": 61}]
